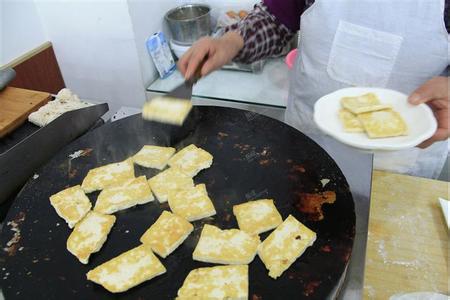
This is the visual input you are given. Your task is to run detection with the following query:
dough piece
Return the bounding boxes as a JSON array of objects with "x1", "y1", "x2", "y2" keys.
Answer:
[
  {"x1": 86, "y1": 244, "x2": 166, "y2": 293},
  {"x1": 132, "y1": 145, "x2": 176, "y2": 170},
  {"x1": 338, "y1": 109, "x2": 365, "y2": 133},
  {"x1": 168, "y1": 144, "x2": 213, "y2": 177},
  {"x1": 176, "y1": 265, "x2": 248, "y2": 300},
  {"x1": 67, "y1": 211, "x2": 116, "y2": 264},
  {"x1": 28, "y1": 88, "x2": 92, "y2": 127},
  {"x1": 142, "y1": 97, "x2": 193, "y2": 126},
  {"x1": 94, "y1": 176, "x2": 153, "y2": 214},
  {"x1": 357, "y1": 109, "x2": 408, "y2": 138},
  {"x1": 140, "y1": 210, "x2": 193, "y2": 258},
  {"x1": 341, "y1": 93, "x2": 391, "y2": 114},
  {"x1": 233, "y1": 199, "x2": 283, "y2": 235},
  {"x1": 258, "y1": 215, "x2": 316, "y2": 279},
  {"x1": 168, "y1": 184, "x2": 216, "y2": 221},
  {"x1": 193, "y1": 224, "x2": 260, "y2": 265},
  {"x1": 81, "y1": 159, "x2": 135, "y2": 193},
  {"x1": 49, "y1": 185, "x2": 92, "y2": 228},
  {"x1": 148, "y1": 167, "x2": 194, "y2": 203}
]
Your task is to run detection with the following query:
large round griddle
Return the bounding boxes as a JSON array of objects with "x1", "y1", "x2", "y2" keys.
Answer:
[{"x1": 0, "y1": 106, "x2": 355, "y2": 299}]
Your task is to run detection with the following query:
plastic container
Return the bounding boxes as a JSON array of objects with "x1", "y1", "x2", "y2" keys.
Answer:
[
  {"x1": 285, "y1": 49, "x2": 298, "y2": 69},
  {"x1": 147, "y1": 32, "x2": 176, "y2": 79}
]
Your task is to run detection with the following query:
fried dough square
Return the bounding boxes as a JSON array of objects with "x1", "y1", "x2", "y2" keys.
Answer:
[
  {"x1": 140, "y1": 210, "x2": 193, "y2": 258},
  {"x1": 193, "y1": 224, "x2": 260, "y2": 265},
  {"x1": 148, "y1": 168, "x2": 194, "y2": 203},
  {"x1": 94, "y1": 176, "x2": 154, "y2": 214},
  {"x1": 168, "y1": 184, "x2": 216, "y2": 221},
  {"x1": 233, "y1": 199, "x2": 283, "y2": 235},
  {"x1": 341, "y1": 93, "x2": 391, "y2": 114},
  {"x1": 338, "y1": 109, "x2": 365, "y2": 133},
  {"x1": 86, "y1": 244, "x2": 166, "y2": 293},
  {"x1": 176, "y1": 265, "x2": 248, "y2": 300},
  {"x1": 168, "y1": 144, "x2": 213, "y2": 177},
  {"x1": 357, "y1": 109, "x2": 408, "y2": 138},
  {"x1": 132, "y1": 145, "x2": 176, "y2": 170},
  {"x1": 49, "y1": 185, "x2": 92, "y2": 228},
  {"x1": 81, "y1": 159, "x2": 135, "y2": 193},
  {"x1": 257, "y1": 215, "x2": 316, "y2": 279},
  {"x1": 67, "y1": 211, "x2": 116, "y2": 264},
  {"x1": 142, "y1": 97, "x2": 193, "y2": 126}
]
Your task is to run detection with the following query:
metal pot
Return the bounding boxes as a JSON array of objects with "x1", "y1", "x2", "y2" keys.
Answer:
[{"x1": 165, "y1": 4, "x2": 211, "y2": 46}]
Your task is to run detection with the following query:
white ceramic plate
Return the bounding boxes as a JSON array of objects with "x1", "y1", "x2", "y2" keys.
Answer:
[{"x1": 314, "y1": 87, "x2": 437, "y2": 151}]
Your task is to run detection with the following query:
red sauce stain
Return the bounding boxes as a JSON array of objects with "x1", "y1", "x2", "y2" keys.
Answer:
[
  {"x1": 233, "y1": 143, "x2": 251, "y2": 152},
  {"x1": 320, "y1": 245, "x2": 332, "y2": 252},
  {"x1": 80, "y1": 148, "x2": 93, "y2": 157},
  {"x1": 287, "y1": 174, "x2": 299, "y2": 181},
  {"x1": 68, "y1": 168, "x2": 78, "y2": 179},
  {"x1": 342, "y1": 247, "x2": 352, "y2": 262},
  {"x1": 291, "y1": 164, "x2": 306, "y2": 173},
  {"x1": 217, "y1": 132, "x2": 229, "y2": 139},
  {"x1": 295, "y1": 191, "x2": 336, "y2": 221},
  {"x1": 224, "y1": 214, "x2": 231, "y2": 222},
  {"x1": 259, "y1": 159, "x2": 270, "y2": 166},
  {"x1": 303, "y1": 280, "x2": 321, "y2": 296}
]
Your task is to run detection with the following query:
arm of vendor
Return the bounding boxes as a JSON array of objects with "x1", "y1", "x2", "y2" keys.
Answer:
[{"x1": 178, "y1": 0, "x2": 449, "y2": 149}]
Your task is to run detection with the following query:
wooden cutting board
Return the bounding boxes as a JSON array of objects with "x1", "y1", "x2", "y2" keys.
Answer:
[
  {"x1": 0, "y1": 87, "x2": 51, "y2": 137},
  {"x1": 364, "y1": 170, "x2": 449, "y2": 299}
]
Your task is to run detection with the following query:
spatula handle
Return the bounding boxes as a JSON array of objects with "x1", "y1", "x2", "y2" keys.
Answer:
[{"x1": 186, "y1": 56, "x2": 208, "y2": 86}]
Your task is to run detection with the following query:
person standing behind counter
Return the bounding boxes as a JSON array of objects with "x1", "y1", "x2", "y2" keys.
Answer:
[{"x1": 178, "y1": 0, "x2": 449, "y2": 179}]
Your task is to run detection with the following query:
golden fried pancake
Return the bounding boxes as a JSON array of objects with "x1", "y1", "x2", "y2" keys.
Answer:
[
  {"x1": 142, "y1": 97, "x2": 192, "y2": 126},
  {"x1": 257, "y1": 215, "x2": 316, "y2": 279},
  {"x1": 49, "y1": 185, "x2": 91, "y2": 228},
  {"x1": 132, "y1": 145, "x2": 175, "y2": 170},
  {"x1": 67, "y1": 211, "x2": 115, "y2": 264},
  {"x1": 233, "y1": 199, "x2": 283, "y2": 235},
  {"x1": 338, "y1": 109, "x2": 365, "y2": 133},
  {"x1": 168, "y1": 184, "x2": 216, "y2": 221},
  {"x1": 86, "y1": 244, "x2": 166, "y2": 293},
  {"x1": 81, "y1": 159, "x2": 135, "y2": 193},
  {"x1": 176, "y1": 265, "x2": 248, "y2": 300},
  {"x1": 193, "y1": 224, "x2": 260, "y2": 265},
  {"x1": 357, "y1": 109, "x2": 408, "y2": 138},
  {"x1": 168, "y1": 144, "x2": 213, "y2": 177},
  {"x1": 140, "y1": 210, "x2": 193, "y2": 258},
  {"x1": 341, "y1": 93, "x2": 391, "y2": 114},
  {"x1": 148, "y1": 168, "x2": 194, "y2": 203},
  {"x1": 94, "y1": 176, "x2": 153, "y2": 214}
]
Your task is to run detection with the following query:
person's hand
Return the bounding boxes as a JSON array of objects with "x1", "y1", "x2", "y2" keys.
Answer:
[
  {"x1": 178, "y1": 31, "x2": 244, "y2": 80},
  {"x1": 408, "y1": 76, "x2": 449, "y2": 148}
]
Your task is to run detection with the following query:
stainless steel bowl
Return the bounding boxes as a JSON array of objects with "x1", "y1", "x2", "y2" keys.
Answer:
[{"x1": 165, "y1": 4, "x2": 211, "y2": 46}]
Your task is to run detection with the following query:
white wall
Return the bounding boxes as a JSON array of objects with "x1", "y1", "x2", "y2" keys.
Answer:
[
  {"x1": 34, "y1": 0, "x2": 146, "y2": 116},
  {"x1": 0, "y1": 0, "x2": 48, "y2": 65},
  {"x1": 127, "y1": 0, "x2": 178, "y2": 88}
]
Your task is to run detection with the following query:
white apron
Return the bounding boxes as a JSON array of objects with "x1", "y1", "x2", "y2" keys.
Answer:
[{"x1": 285, "y1": 0, "x2": 449, "y2": 179}]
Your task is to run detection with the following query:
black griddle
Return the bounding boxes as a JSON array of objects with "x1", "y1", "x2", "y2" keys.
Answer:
[{"x1": 0, "y1": 106, "x2": 355, "y2": 299}]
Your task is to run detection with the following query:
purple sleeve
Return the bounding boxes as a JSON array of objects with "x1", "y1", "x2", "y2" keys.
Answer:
[
  {"x1": 224, "y1": 3, "x2": 295, "y2": 64},
  {"x1": 263, "y1": 0, "x2": 307, "y2": 32}
]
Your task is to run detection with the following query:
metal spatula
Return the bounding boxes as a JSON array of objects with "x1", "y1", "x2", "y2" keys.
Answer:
[{"x1": 142, "y1": 62, "x2": 203, "y2": 126}]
